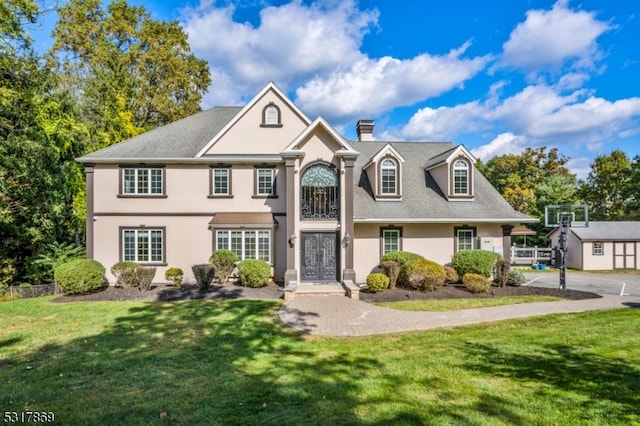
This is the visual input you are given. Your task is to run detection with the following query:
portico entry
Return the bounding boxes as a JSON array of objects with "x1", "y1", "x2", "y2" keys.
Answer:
[{"x1": 300, "y1": 232, "x2": 338, "y2": 282}]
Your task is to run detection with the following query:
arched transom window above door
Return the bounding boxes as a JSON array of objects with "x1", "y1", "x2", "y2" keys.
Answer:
[{"x1": 300, "y1": 163, "x2": 340, "y2": 220}]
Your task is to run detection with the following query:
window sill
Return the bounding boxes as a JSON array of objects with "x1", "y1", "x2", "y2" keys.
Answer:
[
  {"x1": 252, "y1": 194, "x2": 278, "y2": 199},
  {"x1": 260, "y1": 124, "x2": 283, "y2": 128},
  {"x1": 375, "y1": 194, "x2": 402, "y2": 201},
  {"x1": 117, "y1": 194, "x2": 168, "y2": 199},
  {"x1": 208, "y1": 195, "x2": 234, "y2": 199}
]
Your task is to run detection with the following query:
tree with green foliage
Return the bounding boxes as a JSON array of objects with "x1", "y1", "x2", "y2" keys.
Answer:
[
  {"x1": 623, "y1": 156, "x2": 640, "y2": 220},
  {"x1": 478, "y1": 146, "x2": 573, "y2": 214},
  {"x1": 477, "y1": 147, "x2": 577, "y2": 246},
  {"x1": 50, "y1": 0, "x2": 211, "y2": 150},
  {"x1": 578, "y1": 150, "x2": 631, "y2": 221},
  {"x1": 1, "y1": 0, "x2": 88, "y2": 284}
]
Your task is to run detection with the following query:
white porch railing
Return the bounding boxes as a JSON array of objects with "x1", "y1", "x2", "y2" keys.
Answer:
[{"x1": 511, "y1": 246, "x2": 552, "y2": 266}]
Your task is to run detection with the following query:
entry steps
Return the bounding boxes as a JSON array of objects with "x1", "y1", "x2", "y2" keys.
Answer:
[{"x1": 284, "y1": 280, "x2": 361, "y2": 300}]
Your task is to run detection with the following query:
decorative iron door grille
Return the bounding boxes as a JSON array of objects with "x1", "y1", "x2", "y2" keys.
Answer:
[{"x1": 300, "y1": 163, "x2": 339, "y2": 220}]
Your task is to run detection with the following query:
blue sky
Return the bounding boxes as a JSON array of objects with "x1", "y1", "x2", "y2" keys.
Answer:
[{"x1": 33, "y1": 0, "x2": 640, "y2": 178}]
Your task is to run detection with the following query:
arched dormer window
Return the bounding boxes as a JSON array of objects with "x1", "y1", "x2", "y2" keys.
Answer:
[
  {"x1": 453, "y1": 159, "x2": 470, "y2": 195},
  {"x1": 261, "y1": 102, "x2": 282, "y2": 127},
  {"x1": 380, "y1": 158, "x2": 398, "y2": 195},
  {"x1": 300, "y1": 163, "x2": 339, "y2": 220}
]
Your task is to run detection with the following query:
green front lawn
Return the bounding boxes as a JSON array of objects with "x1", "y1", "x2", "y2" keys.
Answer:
[
  {"x1": 375, "y1": 295, "x2": 564, "y2": 311},
  {"x1": 1, "y1": 296, "x2": 639, "y2": 425}
]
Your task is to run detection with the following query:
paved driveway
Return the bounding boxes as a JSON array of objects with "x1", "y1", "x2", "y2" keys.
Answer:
[{"x1": 524, "y1": 271, "x2": 640, "y2": 297}]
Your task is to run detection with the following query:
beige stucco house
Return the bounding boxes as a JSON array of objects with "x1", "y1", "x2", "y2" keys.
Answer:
[
  {"x1": 77, "y1": 82, "x2": 535, "y2": 288},
  {"x1": 549, "y1": 222, "x2": 640, "y2": 270}
]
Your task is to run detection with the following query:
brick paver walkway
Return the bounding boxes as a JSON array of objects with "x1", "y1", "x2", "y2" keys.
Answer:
[{"x1": 278, "y1": 295, "x2": 640, "y2": 336}]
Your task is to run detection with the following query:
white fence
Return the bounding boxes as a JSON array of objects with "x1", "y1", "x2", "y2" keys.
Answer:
[{"x1": 511, "y1": 246, "x2": 552, "y2": 266}]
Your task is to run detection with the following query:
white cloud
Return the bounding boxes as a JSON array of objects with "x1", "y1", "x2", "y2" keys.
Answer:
[
  {"x1": 499, "y1": 0, "x2": 612, "y2": 74},
  {"x1": 396, "y1": 82, "x2": 640, "y2": 154},
  {"x1": 182, "y1": 0, "x2": 378, "y2": 106},
  {"x1": 391, "y1": 101, "x2": 485, "y2": 141},
  {"x1": 471, "y1": 133, "x2": 529, "y2": 161},
  {"x1": 294, "y1": 42, "x2": 490, "y2": 123}
]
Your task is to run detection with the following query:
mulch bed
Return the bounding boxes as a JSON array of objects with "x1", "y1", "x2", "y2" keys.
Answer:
[
  {"x1": 360, "y1": 284, "x2": 601, "y2": 303},
  {"x1": 51, "y1": 282, "x2": 284, "y2": 303},
  {"x1": 52, "y1": 281, "x2": 600, "y2": 303}
]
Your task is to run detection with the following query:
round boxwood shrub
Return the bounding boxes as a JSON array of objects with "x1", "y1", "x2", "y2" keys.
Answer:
[
  {"x1": 210, "y1": 249, "x2": 239, "y2": 284},
  {"x1": 443, "y1": 265, "x2": 459, "y2": 284},
  {"x1": 111, "y1": 261, "x2": 138, "y2": 288},
  {"x1": 165, "y1": 267, "x2": 184, "y2": 287},
  {"x1": 380, "y1": 251, "x2": 424, "y2": 266},
  {"x1": 398, "y1": 258, "x2": 446, "y2": 291},
  {"x1": 507, "y1": 270, "x2": 527, "y2": 286},
  {"x1": 366, "y1": 273, "x2": 390, "y2": 293},
  {"x1": 463, "y1": 273, "x2": 492, "y2": 293},
  {"x1": 451, "y1": 250, "x2": 502, "y2": 278},
  {"x1": 237, "y1": 259, "x2": 271, "y2": 288},
  {"x1": 54, "y1": 259, "x2": 105, "y2": 295}
]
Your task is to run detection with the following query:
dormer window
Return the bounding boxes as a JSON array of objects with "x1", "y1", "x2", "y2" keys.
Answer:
[
  {"x1": 380, "y1": 158, "x2": 398, "y2": 195},
  {"x1": 453, "y1": 159, "x2": 470, "y2": 195},
  {"x1": 261, "y1": 102, "x2": 282, "y2": 127}
]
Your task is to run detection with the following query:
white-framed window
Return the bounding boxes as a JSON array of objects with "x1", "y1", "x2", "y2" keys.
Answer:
[
  {"x1": 122, "y1": 167, "x2": 163, "y2": 195},
  {"x1": 122, "y1": 228, "x2": 164, "y2": 263},
  {"x1": 211, "y1": 167, "x2": 230, "y2": 195},
  {"x1": 380, "y1": 158, "x2": 398, "y2": 195},
  {"x1": 256, "y1": 168, "x2": 275, "y2": 196},
  {"x1": 381, "y1": 228, "x2": 401, "y2": 255},
  {"x1": 453, "y1": 159, "x2": 469, "y2": 195},
  {"x1": 216, "y1": 230, "x2": 271, "y2": 263},
  {"x1": 456, "y1": 228, "x2": 475, "y2": 252},
  {"x1": 593, "y1": 242, "x2": 604, "y2": 255}
]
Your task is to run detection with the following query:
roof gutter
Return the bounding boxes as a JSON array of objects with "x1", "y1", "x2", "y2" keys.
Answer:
[{"x1": 354, "y1": 217, "x2": 539, "y2": 224}]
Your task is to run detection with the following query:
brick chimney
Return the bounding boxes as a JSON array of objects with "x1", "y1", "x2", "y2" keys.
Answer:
[{"x1": 356, "y1": 120, "x2": 374, "y2": 141}]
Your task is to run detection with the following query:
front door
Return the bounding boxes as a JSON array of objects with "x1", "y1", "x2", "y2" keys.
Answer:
[{"x1": 301, "y1": 232, "x2": 338, "y2": 281}]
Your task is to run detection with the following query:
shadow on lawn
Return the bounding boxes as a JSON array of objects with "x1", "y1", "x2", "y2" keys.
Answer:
[
  {"x1": 461, "y1": 341, "x2": 640, "y2": 423},
  {"x1": 1, "y1": 299, "x2": 417, "y2": 424}
]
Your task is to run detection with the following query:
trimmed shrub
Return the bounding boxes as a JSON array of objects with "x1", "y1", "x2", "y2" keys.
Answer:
[
  {"x1": 136, "y1": 266, "x2": 156, "y2": 291},
  {"x1": 463, "y1": 273, "x2": 492, "y2": 293},
  {"x1": 192, "y1": 264, "x2": 215, "y2": 290},
  {"x1": 398, "y1": 258, "x2": 446, "y2": 291},
  {"x1": 366, "y1": 273, "x2": 390, "y2": 293},
  {"x1": 210, "y1": 249, "x2": 239, "y2": 284},
  {"x1": 380, "y1": 251, "x2": 423, "y2": 266},
  {"x1": 54, "y1": 259, "x2": 105, "y2": 295},
  {"x1": 111, "y1": 261, "x2": 138, "y2": 289},
  {"x1": 381, "y1": 261, "x2": 401, "y2": 289},
  {"x1": 165, "y1": 267, "x2": 184, "y2": 287},
  {"x1": 507, "y1": 270, "x2": 527, "y2": 286},
  {"x1": 494, "y1": 259, "x2": 510, "y2": 288},
  {"x1": 451, "y1": 250, "x2": 502, "y2": 278},
  {"x1": 237, "y1": 259, "x2": 271, "y2": 288},
  {"x1": 444, "y1": 265, "x2": 459, "y2": 284}
]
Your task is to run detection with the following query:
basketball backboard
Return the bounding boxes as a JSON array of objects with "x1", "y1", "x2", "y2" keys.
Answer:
[{"x1": 544, "y1": 205, "x2": 588, "y2": 228}]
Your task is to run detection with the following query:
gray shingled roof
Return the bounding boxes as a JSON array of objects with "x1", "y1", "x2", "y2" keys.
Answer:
[
  {"x1": 76, "y1": 105, "x2": 534, "y2": 223},
  {"x1": 570, "y1": 221, "x2": 640, "y2": 240},
  {"x1": 351, "y1": 141, "x2": 534, "y2": 223},
  {"x1": 77, "y1": 107, "x2": 242, "y2": 162}
]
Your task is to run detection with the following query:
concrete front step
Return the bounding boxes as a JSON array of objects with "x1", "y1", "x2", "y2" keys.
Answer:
[
  {"x1": 284, "y1": 281, "x2": 361, "y2": 300},
  {"x1": 295, "y1": 282, "x2": 345, "y2": 296}
]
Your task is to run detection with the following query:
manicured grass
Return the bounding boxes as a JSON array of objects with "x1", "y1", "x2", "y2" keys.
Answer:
[
  {"x1": 374, "y1": 295, "x2": 564, "y2": 311},
  {"x1": 1, "y1": 296, "x2": 639, "y2": 425}
]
